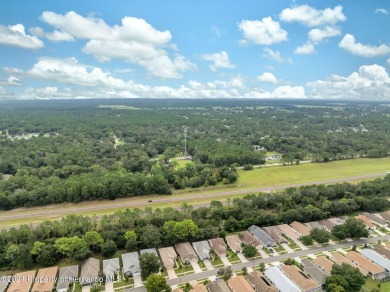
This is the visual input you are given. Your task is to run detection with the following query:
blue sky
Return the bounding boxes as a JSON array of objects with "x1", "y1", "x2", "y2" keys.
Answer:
[{"x1": 0, "y1": 0, "x2": 389, "y2": 99}]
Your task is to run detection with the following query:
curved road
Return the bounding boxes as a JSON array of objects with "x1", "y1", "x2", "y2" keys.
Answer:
[{"x1": 0, "y1": 172, "x2": 386, "y2": 225}]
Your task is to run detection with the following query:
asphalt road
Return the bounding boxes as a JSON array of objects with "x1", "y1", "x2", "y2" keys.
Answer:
[
  {"x1": 0, "y1": 172, "x2": 386, "y2": 227},
  {"x1": 125, "y1": 234, "x2": 390, "y2": 292}
]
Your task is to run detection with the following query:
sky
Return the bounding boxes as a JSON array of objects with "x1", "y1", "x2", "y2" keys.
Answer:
[{"x1": 0, "y1": 0, "x2": 389, "y2": 100}]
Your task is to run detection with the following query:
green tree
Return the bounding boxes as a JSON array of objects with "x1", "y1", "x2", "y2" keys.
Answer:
[
  {"x1": 30, "y1": 241, "x2": 45, "y2": 257},
  {"x1": 145, "y1": 274, "x2": 171, "y2": 292},
  {"x1": 310, "y1": 228, "x2": 331, "y2": 244},
  {"x1": 140, "y1": 252, "x2": 162, "y2": 280},
  {"x1": 344, "y1": 218, "x2": 369, "y2": 239},
  {"x1": 36, "y1": 244, "x2": 59, "y2": 266},
  {"x1": 54, "y1": 236, "x2": 89, "y2": 258},
  {"x1": 331, "y1": 225, "x2": 349, "y2": 240},
  {"x1": 242, "y1": 245, "x2": 257, "y2": 258},
  {"x1": 325, "y1": 263, "x2": 365, "y2": 292},
  {"x1": 102, "y1": 240, "x2": 117, "y2": 257},
  {"x1": 84, "y1": 231, "x2": 104, "y2": 253},
  {"x1": 259, "y1": 262, "x2": 265, "y2": 272},
  {"x1": 218, "y1": 266, "x2": 233, "y2": 281},
  {"x1": 125, "y1": 231, "x2": 138, "y2": 251},
  {"x1": 140, "y1": 225, "x2": 162, "y2": 248},
  {"x1": 300, "y1": 235, "x2": 313, "y2": 246}
]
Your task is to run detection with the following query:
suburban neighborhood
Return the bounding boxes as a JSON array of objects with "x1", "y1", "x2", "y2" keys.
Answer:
[{"x1": 2, "y1": 210, "x2": 390, "y2": 292}]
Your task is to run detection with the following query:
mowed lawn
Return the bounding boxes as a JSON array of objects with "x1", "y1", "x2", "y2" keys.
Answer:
[{"x1": 237, "y1": 158, "x2": 390, "y2": 189}]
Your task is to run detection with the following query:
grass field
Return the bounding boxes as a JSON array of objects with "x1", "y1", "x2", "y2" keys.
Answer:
[{"x1": 236, "y1": 158, "x2": 390, "y2": 189}]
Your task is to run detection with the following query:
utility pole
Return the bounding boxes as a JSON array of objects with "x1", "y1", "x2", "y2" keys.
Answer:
[{"x1": 183, "y1": 126, "x2": 188, "y2": 158}]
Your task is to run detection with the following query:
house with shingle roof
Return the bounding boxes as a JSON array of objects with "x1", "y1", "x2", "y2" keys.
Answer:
[
  {"x1": 80, "y1": 257, "x2": 100, "y2": 286},
  {"x1": 318, "y1": 219, "x2": 336, "y2": 232},
  {"x1": 206, "y1": 280, "x2": 232, "y2": 292},
  {"x1": 226, "y1": 235, "x2": 243, "y2": 253},
  {"x1": 158, "y1": 246, "x2": 177, "y2": 269},
  {"x1": 329, "y1": 252, "x2": 368, "y2": 276},
  {"x1": 313, "y1": 256, "x2": 334, "y2": 274},
  {"x1": 209, "y1": 238, "x2": 227, "y2": 256},
  {"x1": 122, "y1": 252, "x2": 141, "y2": 277},
  {"x1": 263, "y1": 226, "x2": 287, "y2": 244},
  {"x1": 277, "y1": 224, "x2": 303, "y2": 241},
  {"x1": 7, "y1": 270, "x2": 36, "y2": 292},
  {"x1": 248, "y1": 225, "x2": 276, "y2": 247},
  {"x1": 346, "y1": 251, "x2": 389, "y2": 281},
  {"x1": 264, "y1": 267, "x2": 300, "y2": 292},
  {"x1": 103, "y1": 258, "x2": 120, "y2": 282},
  {"x1": 175, "y1": 242, "x2": 198, "y2": 264},
  {"x1": 192, "y1": 241, "x2": 211, "y2": 260},
  {"x1": 140, "y1": 248, "x2": 159, "y2": 257},
  {"x1": 281, "y1": 264, "x2": 321, "y2": 292},
  {"x1": 240, "y1": 231, "x2": 260, "y2": 247},
  {"x1": 227, "y1": 276, "x2": 254, "y2": 292},
  {"x1": 301, "y1": 258, "x2": 329, "y2": 287},
  {"x1": 31, "y1": 266, "x2": 58, "y2": 292},
  {"x1": 57, "y1": 265, "x2": 79, "y2": 292},
  {"x1": 374, "y1": 246, "x2": 390, "y2": 259},
  {"x1": 246, "y1": 270, "x2": 277, "y2": 292},
  {"x1": 290, "y1": 221, "x2": 311, "y2": 236}
]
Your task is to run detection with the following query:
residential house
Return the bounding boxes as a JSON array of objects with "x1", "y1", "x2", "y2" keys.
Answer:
[
  {"x1": 304, "y1": 221, "x2": 324, "y2": 230},
  {"x1": 172, "y1": 288, "x2": 184, "y2": 292},
  {"x1": 122, "y1": 252, "x2": 141, "y2": 277},
  {"x1": 281, "y1": 264, "x2": 321, "y2": 292},
  {"x1": 175, "y1": 242, "x2": 198, "y2": 264},
  {"x1": 346, "y1": 251, "x2": 388, "y2": 281},
  {"x1": 246, "y1": 271, "x2": 277, "y2": 292},
  {"x1": 264, "y1": 267, "x2": 301, "y2": 292},
  {"x1": 301, "y1": 258, "x2": 329, "y2": 287},
  {"x1": 158, "y1": 246, "x2": 178, "y2": 269},
  {"x1": 0, "y1": 276, "x2": 9, "y2": 292},
  {"x1": 240, "y1": 231, "x2": 261, "y2": 247},
  {"x1": 57, "y1": 265, "x2": 79, "y2": 292},
  {"x1": 327, "y1": 217, "x2": 345, "y2": 226},
  {"x1": 263, "y1": 226, "x2": 287, "y2": 244},
  {"x1": 31, "y1": 266, "x2": 58, "y2": 292},
  {"x1": 362, "y1": 212, "x2": 387, "y2": 226},
  {"x1": 290, "y1": 221, "x2": 311, "y2": 236},
  {"x1": 379, "y1": 211, "x2": 390, "y2": 222},
  {"x1": 209, "y1": 238, "x2": 228, "y2": 256},
  {"x1": 313, "y1": 256, "x2": 334, "y2": 274},
  {"x1": 277, "y1": 224, "x2": 303, "y2": 241},
  {"x1": 190, "y1": 283, "x2": 208, "y2": 292},
  {"x1": 374, "y1": 246, "x2": 390, "y2": 259},
  {"x1": 7, "y1": 270, "x2": 35, "y2": 292},
  {"x1": 329, "y1": 252, "x2": 368, "y2": 276},
  {"x1": 356, "y1": 214, "x2": 375, "y2": 229},
  {"x1": 227, "y1": 276, "x2": 254, "y2": 292},
  {"x1": 318, "y1": 219, "x2": 336, "y2": 232},
  {"x1": 248, "y1": 225, "x2": 276, "y2": 248},
  {"x1": 103, "y1": 258, "x2": 120, "y2": 282},
  {"x1": 206, "y1": 280, "x2": 232, "y2": 292},
  {"x1": 226, "y1": 235, "x2": 243, "y2": 253},
  {"x1": 361, "y1": 249, "x2": 390, "y2": 272},
  {"x1": 192, "y1": 241, "x2": 211, "y2": 260},
  {"x1": 80, "y1": 257, "x2": 100, "y2": 286}
]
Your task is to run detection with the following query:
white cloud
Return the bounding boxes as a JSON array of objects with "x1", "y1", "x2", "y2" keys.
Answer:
[
  {"x1": 202, "y1": 51, "x2": 235, "y2": 71},
  {"x1": 307, "y1": 64, "x2": 390, "y2": 99},
  {"x1": 294, "y1": 42, "x2": 316, "y2": 55},
  {"x1": 339, "y1": 34, "x2": 390, "y2": 57},
  {"x1": 262, "y1": 48, "x2": 292, "y2": 63},
  {"x1": 40, "y1": 11, "x2": 195, "y2": 79},
  {"x1": 238, "y1": 17, "x2": 288, "y2": 45},
  {"x1": 246, "y1": 85, "x2": 306, "y2": 98},
  {"x1": 280, "y1": 5, "x2": 346, "y2": 27},
  {"x1": 387, "y1": 58, "x2": 390, "y2": 66},
  {"x1": 375, "y1": 8, "x2": 389, "y2": 15},
  {"x1": 0, "y1": 76, "x2": 21, "y2": 86},
  {"x1": 257, "y1": 72, "x2": 277, "y2": 83},
  {"x1": 0, "y1": 24, "x2": 44, "y2": 49},
  {"x1": 308, "y1": 26, "x2": 341, "y2": 43}
]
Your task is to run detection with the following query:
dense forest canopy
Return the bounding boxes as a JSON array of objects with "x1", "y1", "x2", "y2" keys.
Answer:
[{"x1": 0, "y1": 98, "x2": 390, "y2": 209}]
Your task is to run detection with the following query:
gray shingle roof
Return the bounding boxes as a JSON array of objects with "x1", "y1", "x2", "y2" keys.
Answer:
[
  {"x1": 248, "y1": 225, "x2": 276, "y2": 247},
  {"x1": 57, "y1": 265, "x2": 79, "y2": 291},
  {"x1": 103, "y1": 258, "x2": 120, "y2": 280},
  {"x1": 140, "y1": 248, "x2": 158, "y2": 257},
  {"x1": 192, "y1": 241, "x2": 211, "y2": 260},
  {"x1": 80, "y1": 258, "x2": 100, "y2": 285},
  {"x1": 0, "y1": 277, "x2": 9, "y2": 292},
  {"x1": 206, "y1": 280, "x2": 232, "y2": 292},
  {"x1": 301, "y1": 258, "x2": 329, "y2": 286},
  {"x1": 122, "y1": 252, "x2": 141, "y2": 276}
]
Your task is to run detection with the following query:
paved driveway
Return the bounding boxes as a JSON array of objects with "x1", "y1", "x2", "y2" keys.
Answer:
[
  {"x1": 105, "y1": 282, "x2": 115, "y2": 292},
  {"x1": 167, "y1": 268, "x2": 177, "y2": 279},
  {"x1": 133, "y1": 274, "x2": 143, "y2": 287},
  {"x1": 203, "y1": 260, "x2": 213, "y2": 270},
  {"x1": 191, "y1": 261, "x2": 202, "y2": 273},
  {"x1": 237, "y1": 253, "x2": 248, "y2": 263}
]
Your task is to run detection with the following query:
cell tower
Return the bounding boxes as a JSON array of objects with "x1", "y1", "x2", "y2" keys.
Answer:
[{"x1": 183, "y1": 126, "x2": 188, "y2": 158}]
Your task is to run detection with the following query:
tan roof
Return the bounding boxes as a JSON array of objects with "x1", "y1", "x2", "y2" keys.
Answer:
[
  {"x1": 158, "y1": 246, "x2": 177, "y2": 268},
  {"x1": 189, "y1": 283, "x2": 207, "y2": 292},
  {"x1": 7, "y1": 270, "x2": 36, "y2": 292},
  {"x1": 226, "y1": 235, "x2": 243, "y2": 253},
  {"x1": 313, "y1": 256, "x2": 334, "y2": 274},
  {"x1": 330, "y1": 252, "x2": 368, "y2": 276},
  {"x1": 175, "y1": 242, "x2": 198, "y2": 263},
  {"x1": 281, "y1": 265, "x2": 320, "y2": 292},
  {"x1": 277, "y1": 224, "x2": 302, "y2": 241},
  {"x1": 374, "y1": 246, "x2": 390, "y2": 259},
  {"x1": 227, "y1": 276, "x2": 254, "y2": 292},
  {"x1": 31, "y1": 266, "x2": 58, "y2": 292},
  {"x1": 240, "y1": 231, "x2": 260, "y2": 246},
  {"x1": 290, "y1": 221, "x2": 310, "y2": 236},
  {"x1": 263, "y1": 226, "x2": 286, "y2": 243},
  {"x1": 356, "y1": 215, "x2": 375, "y2": 228},
  {"x1": 246, "y1": 271, "x2": 277, "y2": 292},
  {"x1": 346, "y1": 251, "x2": 385, "y2": 275},
  {"x1": 172, "y1": 288, "x2": 184, "y2": 292},
  {"x1": 318, "y1": 219, "x2": 336, "y2": 231},
  {"x1": 379, "y1": 211, "x2": 390, "y2": 222},
  {"x1": 209, "y1": 238, "x2": 227, "y2": 255}
]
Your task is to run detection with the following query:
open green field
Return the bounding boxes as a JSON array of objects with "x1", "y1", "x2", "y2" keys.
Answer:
[
  {"x1": 361, "y1": 277, "x2": 390, "y2": 292},
  {"x1": 236, "y1": 158, "x2": 390, "y2": 189}
]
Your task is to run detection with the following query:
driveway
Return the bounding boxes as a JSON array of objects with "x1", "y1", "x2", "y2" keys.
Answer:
[
  {"x1": 237, "y1": 253, "x2": 248, "y2": 263},
  {"x1": 133, "y1": 274, "x2": 143, "y2": 287},
  {"x1": 105, "y1": 282, "x2": 115, "y2": 292},
  {"x1": 167, "y1": 268, "x2": 177, "y2": 279},
  {"x1": 191, "y1": 261, "x2": 202, "y2": 273},
  {"x1": 203, "y1": 260, "x2": 213, "y2": 270},
  {"x1": 81, "y1": 286, "x2": 90, "y2": 292},
  {"x1": 220, "y1": 256, "x2": 230, "y2": 266}
]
